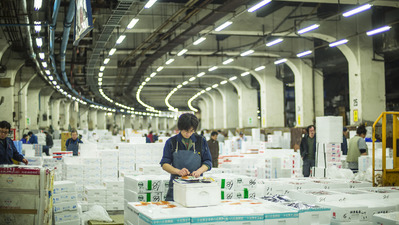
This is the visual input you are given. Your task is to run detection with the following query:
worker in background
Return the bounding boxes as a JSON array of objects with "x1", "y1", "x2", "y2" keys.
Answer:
[
  {"x1": 237, "y1": 131, "x2": 247, "y2": 150},
  {"x1": 148, "y1": 131, "x2": 154, "y2": 143},
  {"x1": 347, "y1": 124, "x2": 368, "y2": 172},
  {"x1": 0, "y1": 121, "x2": 28, "y2": 165},
  {"x1": 66, "y1": 129, "x2": 83, "y2": 156},
  {"x1": 144, "y1": 134, "x2": 151, "y2": 143},
  {"x1": 300, "y1": 125, "x2": 316, "y2": 177},
  {"x1": 160, "y1": 113, "x2": 212, "y2": 201},
  {"x1": 20, "y1": 134, "x2": 30, "y2": 144},
  {"x1": 42, "y1": 131, "x2": 53, "y2": 156},
  {"x1": 342, "y1": 127, "x2": 349, "y2": 155},
  {"x1": 28, "y1": 131, "x2": 38, "y2": 144},
  {"x1": 217, "y1": 130, "x2": 225, "y2": 143},
  {"x1": 208, "y1": 131, "x2": 220, "y2": 168}
]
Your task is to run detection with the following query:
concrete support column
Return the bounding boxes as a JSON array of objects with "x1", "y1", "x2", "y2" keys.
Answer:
[
  {"x1": 151, "y1": 117, "x2": 159, "y2": 132},
  {"x1": 51, "y1": 99, "x2": 61, "y2": 130},
  {"x1": 38, "y1": 89, "x2": 54, "y2": 129},
  {"x1": 314, "y1": 69, "x2": 324, "y2": 117},
  {"x1": 218, "y1": 85, "x2": 238, "y2": 129},
  {"x1": 159, "y1": 117, "x2": 167, "y2": 131},
  {"x1": 198, "y1": 100, "x2": 208, "y2": 130},
  {"x1": 60, "y1": 101, "x2": 71, "y2": 130},
  {"x1": 142, "y1": 117, "x2": 149, "y2": 130},
  {"x1": 17, "y1": 81, "x2": 30, "y2": 132},
  {"x1": 26, "y1": 88, "x2": 41, "y2": 130},
  {"x1": 167, "y1": 118, "x2": 176, "y2": 131},
  {"x1": 88, "y1": 109, "x2": 98, "y2": 130},
  {"x1": 69, "y1": 102, "x2": 78, "y2": 130},
  {"x1": 79, "y1": 107, "x2": 89, "y2": 129},
  {"x1": 97, "y1": 111, "x2": 106, "y2": 130},
  {"x1": 236, "y1": 81, "x2": 258, "y2": 128},
  {"x1": 210, "y1": 91, "x2": 223, "y2": 129},
  {"x1": 132, "y1": 116, "x2": 140, "y2": 130},
  {"x1": 124, "y1": 115, "x2": 132, "y2": 129},
  {"x1": 115, "y1": 114, "x2": 122, "y2": 129}
]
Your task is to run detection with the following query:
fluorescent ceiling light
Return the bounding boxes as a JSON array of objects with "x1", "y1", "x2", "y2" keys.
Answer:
[
  {"x1": 165, "y1": 59, "x2": 175, "y2": 65},
  {"x1": 157, "y1": 66, "x2": 164, "y2": 72},
  {"x1": 45, "y1": 70, "x2": 50, "y2": 75},
  {"x1": 297, "y1": 24, "x2": 320, "y2": 34},
  {"x1": 48, "y1": 76, "x2": 53, "y2": 81},
  {"x1": 200, "y1": 90, "x2": 206, "y2": 94},
  {"x1": 100, "y1": 66, "x2": 105, "y2": 71},
  {"x1": 266, "y1": 38, "x2": 283, "y2": 47},
  {"x1": 38, "y1": 52, "x2": 45, "y2": 60},
  {"x1": 215, "y1": 21, "x2": 233, "y2": 32},
  {"x1": 220, "y1": 80, "x2": 228, "y2": 85},
  {"x1": 145, "y1": 77, "x2": 151, "y2": 82},
  {"x1": 297, "y1": 50, "x2": 312, "y2": 58},
  {"x1": 177, "y1": 84, "x2": 182, "y2": 89},
  {"x1": 116, "y1": 35, "x2": 126, "y2": 44},
  {"x1": 109, "y1": 48, "x2": 116, "y2": 56},
  {"x1": 34, "y1": 0, "x2": 42, "y2": 10},
  {"x1": 144, "y1": 0, "x2": 157, "y2": 8},
  {"x1": 240, "y1": 50, "x2": 254, "y2": 56},
  {"x1": 34, "y1": 21, "x2": 41, "y2": 33},
  {"x1": 248, "y1": 0, "x2": 272, "y2": 13},
  {"x1": 127, "y1": 18, "x2": 139, "y2": 29},
  {"x1": 193, "y1": 37, "x2": 206, "y2": 45},
  {"x1": 329, "y1": 39, "x2": 348, "y2": 47},
  {"x1": 142, "y1": 82, "x2": 146, "y2": 85},
  {"x1": 42, "y1": 62, "x2": 47, "y2": 68},
  {"x1": 342, "y1": 4, "x2": 372, "y2": 17},
  {"x1": 173, "y1": 88, "x2": 177, "y2": 92},
  {"x1": 56, "y1": 85, "x2": 60, "y2": 89},
  {"x1": 98, "y1": 81, "x2": 102, "y2": 85},
  {"x1": 241, "y1": 72, "x2": 250, "y2": 76},
  {"x1": 182, "y1": 81, "x2": 189, "y2": 85},
  {"x1": 197, "y1": 72, "x2": 205, "y2": 77},
  {"x1": 208, "y1": 66, "x2": 218, "y2": 72},
  {"x1": 229, "y1": 76, "x2": 237, "y2": 81},
  {"x1": 98, "y1": 72, "x2": 103, "y2": 77},
  {"x1": 104, "y1": 58, "x2": 110, "y2": 64},
  {"x1": 150, "y1": 72, "x2": 157, "y2": 77},
  {"x1": 212, "y1": 84, "x2": 219, "y2": 88},
  {"x1": 177, "y1": 49, "x2": 188, "y2": 56},
  {"x1": 98, "y1": 78, "x2": 103, "y2": 82},
  {"x1": 52, "y1": 81, "x2": 57, "y2": 85},
  {"x1": 205, "y1": 87, "x2": 212, "y2": 91},
  {"x1": 36, "y1": 38, "x2": 43, "y2": 47},
  {"x1": 366, "y1": 26, "x2": 391, "y2": 36},
  {"x1": 255, "y1": 66, "x2": 265, "y2": 71},
  {"x1": 274, "y1": 58, "x2": 287, "y2": 64},
  {"x1": 223, "y1": 58, "x2": 234, "y2": 65},
  {"x1": 189, "y1": 77, "x2": 196, "y2": 81}
]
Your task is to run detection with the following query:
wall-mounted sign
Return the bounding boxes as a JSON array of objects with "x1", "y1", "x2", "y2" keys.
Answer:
[{"x1": 74, "y1": 0, "x2": 94, "y2": 46}]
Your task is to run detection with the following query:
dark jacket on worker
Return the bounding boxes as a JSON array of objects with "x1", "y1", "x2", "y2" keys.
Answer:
[
  {"x1": 0, "y1": 137, "x2": 25, "y2": 164},
  {"x1": 207, "y1": 139, "x2": 219, "y2": 168},
  {"x1": 300, "y1": 134, "x2": 317, "y2": 160}
]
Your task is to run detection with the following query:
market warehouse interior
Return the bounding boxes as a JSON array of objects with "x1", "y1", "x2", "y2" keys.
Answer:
[{"x1": 1, "y1": 0, "x2": 399, "y2": 225}]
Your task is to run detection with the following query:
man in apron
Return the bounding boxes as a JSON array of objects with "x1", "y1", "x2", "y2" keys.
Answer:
[
  {"x1": 65, "y1": 129, "x2": 83, "y2": 156},
  {"x1": 160, "y1": 113, "x2": 212, "y2": 201}
]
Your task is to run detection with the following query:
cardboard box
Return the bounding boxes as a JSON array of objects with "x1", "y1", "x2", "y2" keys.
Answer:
[
  {"x1": 0, "y1": 167, "x2": 42, "y2": 190},
  {"x1": 173, "y1": 180, "x2": 220, "y2": 207},
  {"x1": 0, "y1": 192, "x2": 39, "y2": 209}
]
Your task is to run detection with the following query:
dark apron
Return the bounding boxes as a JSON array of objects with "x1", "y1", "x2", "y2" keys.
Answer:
[
  {"x1": 67, "y1": 140, "x2": 79, "y2": 156},
  {"x1": 165, "y1": 140, "x2": 201, "y2": 201}
]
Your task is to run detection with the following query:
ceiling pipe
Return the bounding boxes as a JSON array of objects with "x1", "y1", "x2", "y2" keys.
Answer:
[{"x1": 49, "y1": 0, "x2": 63, "y2": 84}]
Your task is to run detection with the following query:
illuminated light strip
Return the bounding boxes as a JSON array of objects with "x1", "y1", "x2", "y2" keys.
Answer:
[
  {"x1": 248, "y1": 0, "x2": 272, "y2": 13},
  {"x1": 342, "y1": 4, "x2": 372, "y2": 17},
  {"x1": 266, "y1": 38, "x2": 283, "y2": 47},
  {"x1": 240, "y1": 50, "x2": 254, "y2": 56},
  {"x1": 329, "y1": 39, "x2": 348, "y2": 47},
  {"x1": 241, "y1": 72, "x2": 250, "y2": 76},
  {"x1": 193, "y1": 37, "x2": 206, "y2": 45},
  {"x1": 274, "y1": 58, "x2": 287, "y2": 64},
  {"x1": 177, "y1": 49, "x2": 188, "y2": 56},
  {"x1": 297, "y1": 50, "x2": 312, "y2": 58},
  {"x1": 215, "y1": 21, "x2": 233, "y2": 32},
  {"x1": 223, "y1": 58, "x2": 234, "y2": 65},
  {"x1": 297, "y1": 24, "x2": 320, "y2": 34},
  {"x1": 255, "y1": 66, "x2": 265, "y2": 71},
  {"x1": 366, "y1": 26, "x2": 391, "y2": 36},
  {"x1": 144, "y1": 0, "x2": 157, "y2": 8}
]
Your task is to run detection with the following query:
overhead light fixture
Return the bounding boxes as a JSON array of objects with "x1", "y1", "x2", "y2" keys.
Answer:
[
  {"x1": 205, "y1": 87, "x2": 212, "y2": 91},
  {"x1": 157, "y1": 66, "x2": 164, "y2": 72},
  {"x1": 98, "y1": 81, "x2": 102, "y2": 86},
  {"x1": 366, "y1": 25, "x2": 391, "y2": 36},
  {"x1": 165, "y1": 59, "x2": 175, "y2": 65},
  {"x1": 48, "y1": 76, "x2": 53, "y2": 81},
  {"x1": 116, "y1": 35, "x2": 126, "y2": 44},
  {"x1": 104, "y1": 58, "x2": 110, "y2": 64},
  {"x1": 266, "y1": 38, "x2": 283, "y2": 47},
  {"x1": 182, "y1": 81, "x2": 189, "y2": 85},
  {"x1": 145, "y1": 77, "x2": 151, "y2": 82},
  {"x1": 193, "y1": 37, "x2": 206, "y2": 45},
  {"x1": 223, "y1": 58, "x2": 234, "y2": 65},
  {"x1": 52, "y1": 81, "x2": 57, "y2": 85},
  {"x1": 241, "y1": 72, "x2": 250, "y2": 76},
  {"x1": 34, "y1": 0, "x2": 42, "y2": 10},
  {"x1": 189, "y1": 77, "x2": 196, "y2": 82},
  {"x1": 342, "y1": 4, "x2": 372, "y2": 17},
  {"x1": 177, "y1": 49, "x2": 188, "y2": 56},
  {"x1": 212, "y1": 84, "x2": 219, "y2": 88},
  {"x1": 127, "y1": 18, "x2": 139, "y2": 29},
  {"x1": 297, "y1": 50, "x2": 312, "y2": 58},
  {"x1": 34, "y1": 21, "x2": 41, "y2": 33},
  {"x1": 45, "y1": 70, "x2": 50, "y2": 75},
  {"x1": 248, "y1": 0, "x2": 272, "y2": 13},
  {"x1": 36, "y1": 38, "x2": 43, "y2": 47},
  {"x1": 142, "y1": 81, "x2": 146, "y2": 85},
  {"x1": 56, "y1": 85, "x2": 60, "y2": 89},
  {"x1": 220, "y1": 80, "x2": 228, "y2": 85},
  {"x1": 42, "y1": 62, "x2": 47, "y2": 68},
  {"x1": 109, "y1": 48, "x2": 116, "y2": 56},
  {"x1": 200, "y1": 90, "x2": 206, "y2": 94},
  {"x1": 173, "y1": 88, "x2": 177, "y2": 92},
  {"x1": 99, "y1": 72, "x2": 103, "y2": 77},
  {"x1": 98, "y1": 78, "x2": 103, "y2": 82},
  {"x1": 274, "y1": 58, "x2": 287, "y2": 64},
  {"x1": 197, "y1": 72, "x2": 205, "y2": 77},
  {"x1": 177, "y1": 84, "x2": 182, "y2": 89},
  {"x1": 100, "y1": 66, "x2": 105, "y2": 71},
  {"x1": 208, "y1": 66, "x2": 218, "y2": 72},
  {"x1": 297, "y1": 24, "x2": 320, "y2": 34},
  {"x1": 150, "y1": 72, "x2": 157, "y2": 77},
  {"x1": 38, "y1": 52, "x2": 45, "y2": 60},
  {"x1": 215, "y1": 21, "x2": 233, "y2": 32},
  {"x1": 329, "y1": 39, "x2": 348, "y2": 47},
  {"x1": 240, "y1": 50, "x2": 254, "y2": 56},
  {"x1": 255, "y1": 66, "x2": 265, "y2": 71},
  {"x1": 229, "y1": 76, "x2": 237, "y2": 81},
  {"x1": 144, "y1": 0, "x2": 157, "y2": 8}
]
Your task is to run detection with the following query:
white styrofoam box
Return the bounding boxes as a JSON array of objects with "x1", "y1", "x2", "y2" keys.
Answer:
[
  {"x1": 221, "y1": 190, "x2": 235, "y2": 200},
  {"x1": 119, "y1": 170, "x2": 142, "y2": 178},
  {"x1": 53, "y1": 181, "x2": 76, "y2": 194},
  {"x1": 84, "y1": 185, "x2": 106, "y2": 196},
  {"x1": 125, "y1": 203, "x2": 144, "y2": 225},
  {"x1": 287, "y1": 189, "x2": 346, "y2": 204},
  {"x1": 124, "y1": 189, "x2": 163, "y2": 202},
  {"x1": 316, "y1": 116, "x2": 343, "y2": 143},
  {"x1": 106, "y1": 189, "x2": 124, "y2": 197},
  {"x1": 359, "y1": 187, "x2": 399, "y2": 200},
  {"x1": 83, "y1": 195, "x2": 106, "y2": 205},
  {"x1": 106, "y1": 195, "x2": 123, "y2": 204},
  {"x1": 136, "y1": 164, "x2": 163, "y2": 175},
  {"x1": 54, "y1": 211, "x2": 79, "y2": 222},
  {"x1": 319, "y1": 201, "x2": 368, "y2": 222},
  {"x1": 53, "y1": 201, "x2": 78, "y2": 213},
  {"x1": 139, "y1": 207, "x2": 192, "y2": 225},
  {"x1": 373, "y1": 211, "x2": 399, "y2": 225},
  {"x1": 53, "y1": 192, "x2": 78, "y2": 204},
  {"x1": 189, "y1": 206, "x2": 225, "y2": 225},
  {"x1": 173, "y1": 180, "x2": 220, "y2": 207},
  {"x1": 255, "y1": 202, "x2": 299, "y2": 225},
  {"x1": 124, "y1": 175, "x2": 164, "y2": 193},
  {"x1": 24, "y1": 156, "x2": 43, "y2": 166},
  {"x1": 106, "y1": 203, "x2": 124, "y2": 211},
  {"x1": 102, "y1": 179, "x2": 124, "y2": 189},
  {"x1": 54, "y1": 219, "x2": 81, "y2": 225}
]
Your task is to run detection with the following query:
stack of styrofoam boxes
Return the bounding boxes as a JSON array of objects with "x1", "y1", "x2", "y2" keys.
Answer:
[
  {"x1": 42, "y1": 156, "x2": 64, "y2": 181},
  {"x1": 82, "y1": 157, "x2": 102, "y2": 186},
  {"x1": 258, "y1": 150, "x2": 301, "y2": 179},
  {"x1": 315, "y1": 116, "x2": 343, "y2": 177},
  {"x1": 150, "y1": 143, "x2": 164, "y2": 163},
  {"x1": 103, "y1": 179, "x2": 124, "y2": 211},
  {"x1": 212, "y1": 174, "x2": 257, "y2": 200},
  {"x1": 117, "y1": 143, "x2": 136, "y2": 175},
  {"x1": 83, "y1": 185, "x2": 107, "y2": 208},
  {"x1": 282, "y1": 132, "x2": 291, "y2": 149},
  {"x1": 33, "y1": 144, "x2": 44, "y2": 156},
  {"x1": 63, "y1": 157, "x2": 84, "y2": 200},
  {"x1": 223, "y1": 139, "x2": 238, "y2": 154},
  {"x1": 37, "y1": 133, "x2": 46, "y2": 145},
  {"x1": 134, "y1": 144, "x2": 152, "y2": 165},
  {"x1": 124, "y1": 175, "x2": 165, "y2": 206},
  {"x1": 53, "y1": 181, "x2": 79, "y2": 224},
  {"x1": 25, "y1": 156, "x2": 44, "y2": 166},
  {"x1": 79, "y1": 143, "x2": 98, "y2": 157},
  {"x1": 99, "y1": 150, "x2": 118, "y2": 181},
  {"x1": 0, "y1": 167, "x2": 54, "y2": 225},
  {"x1": 373, "y1": 212, "x2": 399, "y2": 225},
  {"x1": 23, "y1": 144, "x2": 35, "y2": 156}
]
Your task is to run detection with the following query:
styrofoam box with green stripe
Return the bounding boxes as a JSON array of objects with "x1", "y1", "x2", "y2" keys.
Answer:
[
  {"x1": 212, "y1": 174, "x2": 256, "y2": 191},
  {"x1": 124, "y1": 175, "x2": 165, "y2": 193},
  {"x1": 124, "y1": 189, "x2": 162, "y2": 202}
]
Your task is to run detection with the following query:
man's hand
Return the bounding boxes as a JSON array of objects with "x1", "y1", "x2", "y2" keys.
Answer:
[
  {"x1": 177, "y1": 168, "x2": 190, "y2": 177},
  {"x1": 22, "y1": 158, "x2": 28, "y2": 165},
  {"x1": 191, "y1": 170, "x2": 202, "y2": 178}
]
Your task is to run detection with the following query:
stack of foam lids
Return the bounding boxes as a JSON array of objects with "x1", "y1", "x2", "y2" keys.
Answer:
[
  {"x1": 53, "y1": 181, "x2": 79, "y2": 224},
  {"x1": 0, "y1": 166, "x2": 54, "y2": 225},
  {"x1": 124, "y1": 175, "x2": 169, "y2": 204}
]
